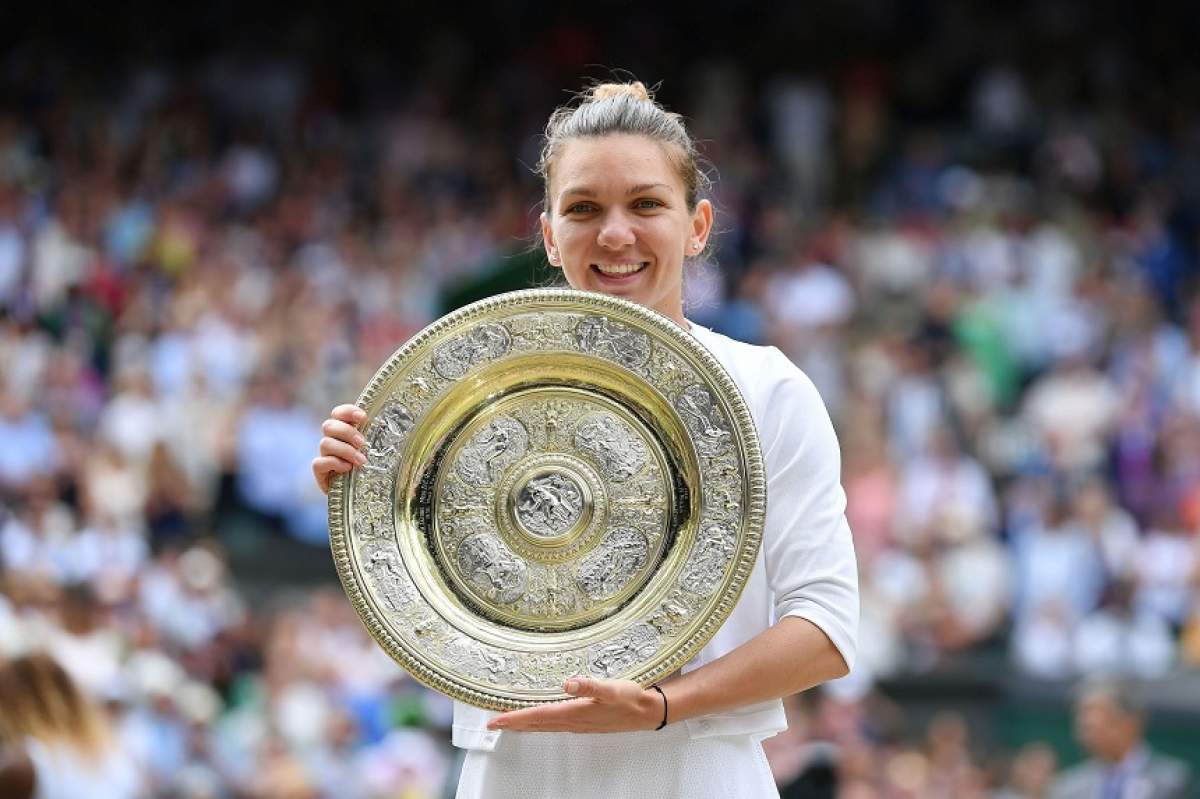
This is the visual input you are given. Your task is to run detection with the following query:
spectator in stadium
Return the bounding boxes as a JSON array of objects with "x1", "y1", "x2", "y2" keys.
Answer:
[
  {"x1": 1050, "y1": 678, "x2": 1192, "y2": 799},
  {"x1": 0, "y1": 652, "x2": 142, "y2": 799}
]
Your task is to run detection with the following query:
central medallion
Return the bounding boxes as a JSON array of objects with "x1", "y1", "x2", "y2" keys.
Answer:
[
  {"x1": 428, "y1": 385, "x2": 678, "y2": 634},
  {"x1": 515, "y1": 471, "x2": 587, "y2": 538},
  {"x1": 499, "y1": 454, "x2": 603, "y2": 558}
]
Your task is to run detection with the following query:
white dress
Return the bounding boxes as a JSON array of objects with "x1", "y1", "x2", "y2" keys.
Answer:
[
  {"x1": 24, "y1": 738, "x2": 141, "y2": 799},
  {"x1": 453, "y1": 322, "x2": 860, "y2": 799}
]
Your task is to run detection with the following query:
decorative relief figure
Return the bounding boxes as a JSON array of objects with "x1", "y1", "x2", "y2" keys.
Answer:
[
  {"x1": 515, "y1": 651, "x2": 585, "y2": 688},
  {"x1": 509, "y1": 313, "x2": 573, "y2": 350},
  {"x1": 674, "y1": 385, "x2": 732, "y2": 456},
  {"x1": 588, "y1": 623, "x2": 659, "y2": 678},
  {"x1": 573, "y1": 412, "x2": 647, "y2": 481},
  {"x1": 432, "y1": 323, "x2": 512, "y2": 379},
  {"x1": 515, "y1": 473, "x2": 584, "y2": 537},
  {"x1": 362, "y1": 402, "x2": 416, "y2": 476},
  {"x1": 361, "y1": 544, "x2": 417, "y2": 612},
  {"x1": 355, "y1": 475, "x2": 394, "y2": 540},
  {"x1": 680, "y1": 523, "x2": 738, "y2": 596},
  {"x1": 456, "y1": 533, "x2": 527, "y2": 604},
  {"x1": 516, "y1": 566, "x2": 585, "y2": 617},
  {"x1": 444, "y1": 637, "x2": 520, "y2": 683},
  {"x1": 454, "y1": 417, "x2": 528, "y2": 486},
  {"x1": 648, "y1": 597, "x2": 693, "y2": 636},
  {"x1": 575, "y1": 527, "x2": 649, "y2": 600},
  {"x1": 575, "y1": 316, "x2": 651, "y2": 369}
]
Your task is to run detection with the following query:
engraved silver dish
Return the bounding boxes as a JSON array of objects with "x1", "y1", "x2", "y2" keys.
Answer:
[{"x1": 328, "y1": 288, "x2": 765, "y2": 710}]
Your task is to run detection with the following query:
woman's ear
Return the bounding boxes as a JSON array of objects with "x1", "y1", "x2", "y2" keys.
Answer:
[
  {"x1": 540, "y1": 212, "x2": 560, "y2": 267},
  {"x1": 689, "y1": 199, "x2": 714, "y2": 254}
]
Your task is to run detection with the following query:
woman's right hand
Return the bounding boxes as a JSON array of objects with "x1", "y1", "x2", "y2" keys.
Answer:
[{"x1": 313, "y1": 404, "x2": 368, "y2": 494}]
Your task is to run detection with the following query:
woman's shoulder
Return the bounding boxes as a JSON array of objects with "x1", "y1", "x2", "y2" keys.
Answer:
[{"x1": 688, "y1": 324, "x2": 820, "y2": 407}]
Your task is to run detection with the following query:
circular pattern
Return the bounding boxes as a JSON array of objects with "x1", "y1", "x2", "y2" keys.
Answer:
[
  {"x1": 327, "y1": 288, "x2": 765, "y2": 710},
  {"x1": 514, "y1": 470, "x2": 587, "y2": 539}
]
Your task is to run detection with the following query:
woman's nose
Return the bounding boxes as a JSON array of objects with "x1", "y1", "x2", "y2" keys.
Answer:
[{"x1": 597, "y1": 211, "x2": 636, "y2": 249}]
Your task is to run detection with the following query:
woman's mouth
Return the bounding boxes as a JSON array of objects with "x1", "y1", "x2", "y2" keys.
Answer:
[{"x1": 591, "y1": 262, "x2": 648, "y2": 280}]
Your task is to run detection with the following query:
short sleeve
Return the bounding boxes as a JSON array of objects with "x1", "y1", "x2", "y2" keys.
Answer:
[{"x1": 758, "y1": 348, "x2": 859, "y2": 669}]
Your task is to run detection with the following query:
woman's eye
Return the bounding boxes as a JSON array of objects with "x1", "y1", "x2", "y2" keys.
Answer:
[
  {"x1": 633, "y1": 198, "x2": 664, "y2": 210},
  {"x1": 566, "y1": 203, "x2": 595, "y2": 214}
]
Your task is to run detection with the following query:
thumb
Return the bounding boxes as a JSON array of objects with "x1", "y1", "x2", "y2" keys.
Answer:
[{"x1": 564, "y1": 677, "x2": 599, "y2": 697}]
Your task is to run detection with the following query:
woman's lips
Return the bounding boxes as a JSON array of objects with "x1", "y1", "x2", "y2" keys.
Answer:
[{"x1": 590, "y1": 262, "x2": 648, "y2": 282}]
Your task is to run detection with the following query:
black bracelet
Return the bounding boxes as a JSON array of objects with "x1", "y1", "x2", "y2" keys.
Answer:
[{"x1": 650, "y1": 684, "x2": 668, "y2": 730}]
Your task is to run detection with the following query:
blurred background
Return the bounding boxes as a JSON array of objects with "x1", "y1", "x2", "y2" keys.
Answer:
[{"x1": 1, "y1": 1, "x2": 1198, "y2": 796}]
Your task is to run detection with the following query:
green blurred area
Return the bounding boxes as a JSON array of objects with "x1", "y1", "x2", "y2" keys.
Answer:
[{"x1": 437, "y1": 247, "x2": 562, "y2": 316}]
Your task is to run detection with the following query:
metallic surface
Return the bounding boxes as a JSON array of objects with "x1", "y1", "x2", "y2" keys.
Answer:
[{"x1": 328, "y1": 288, "x2": 765, "y2": 710}]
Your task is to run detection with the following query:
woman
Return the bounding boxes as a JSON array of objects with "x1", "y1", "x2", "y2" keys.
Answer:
[
  {"x1": 0, "y1": 653, "x2": 141, "y2": 799},
  {"x1": 313, "y1": 81, "x2": 859, "y2": 798}
]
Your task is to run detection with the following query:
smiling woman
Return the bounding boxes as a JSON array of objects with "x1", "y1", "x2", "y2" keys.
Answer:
[
  {"x1": 540, "y1": 133, "x2": 712, "y2": 321},
  {"x1": 312, "y1": 80, "x2": 859, "y2": 799}
]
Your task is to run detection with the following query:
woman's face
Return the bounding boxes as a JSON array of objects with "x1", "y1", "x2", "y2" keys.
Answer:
[{"x1": 541, "y1": 134, "x2": 712, "y2": 326}]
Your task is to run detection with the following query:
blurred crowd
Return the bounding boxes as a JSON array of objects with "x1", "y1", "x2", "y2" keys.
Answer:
[{"x1": 2, "y1": 3, "x2": 1200, "y2": 797}]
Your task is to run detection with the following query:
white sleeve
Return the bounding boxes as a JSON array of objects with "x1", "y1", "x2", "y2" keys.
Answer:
[{"x1": 758, "y1": 348, "x2": 859, "y2": 669}]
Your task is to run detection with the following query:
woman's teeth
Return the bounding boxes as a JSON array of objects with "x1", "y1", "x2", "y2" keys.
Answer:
[{"x1": 594, "y1": 262, "x2": 647, "y2": 275}]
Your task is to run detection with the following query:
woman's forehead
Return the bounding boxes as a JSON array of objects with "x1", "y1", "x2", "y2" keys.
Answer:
[{"x1": 553, "y1": 135, "x2": 682, "y2": 193}]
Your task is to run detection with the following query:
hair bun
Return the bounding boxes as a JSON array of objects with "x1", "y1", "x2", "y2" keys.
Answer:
[{"x1": 590, "y1": 81, "x2": 651, "y2": 103}]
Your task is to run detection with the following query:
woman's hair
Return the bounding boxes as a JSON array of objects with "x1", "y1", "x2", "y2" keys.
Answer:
[
  {"x1": 536, "y1": 81, "x2": 710, "y2": 212},
  {"x1": 0, "y1": 653, "x2": 112, "y2": 762}
]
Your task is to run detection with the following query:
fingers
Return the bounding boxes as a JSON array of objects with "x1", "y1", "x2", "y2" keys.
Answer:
[
  {"x1": 488, "y1": 701, "x2": 586, "y2": 732},
  {"x1": 320, "y1": 436, "x2": 368, "y2": 466},
  {"x1": 312, "y1": 455, "x2": 354, "y2": 494},
  {"x1": 323, "y1": 418, "x2": 367, "y2": 448},
  {"x1": 313, "y1": 406, "x2": 368, "y2": 495},
  {"x1": 332, "y1": 404, "x2": 367, "y2": 425}
]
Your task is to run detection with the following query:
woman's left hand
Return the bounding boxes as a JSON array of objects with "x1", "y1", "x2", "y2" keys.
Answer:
[{"x1": 486, "y1": 678, "x2": 665, "y2": 733}]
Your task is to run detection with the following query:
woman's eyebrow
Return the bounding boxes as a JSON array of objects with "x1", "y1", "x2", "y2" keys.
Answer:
[
  {"x1": 559, "y1": 182, "x2": 673, "y2": 199},
  {"x1": 626, "y1": 182, "x2": 672, "y2": 195}
]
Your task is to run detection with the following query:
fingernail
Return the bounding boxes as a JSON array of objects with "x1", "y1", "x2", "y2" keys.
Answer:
[
  {"x1": 356, "y1": 452, "x2": 369, "y2": 464},
  {"x1": 355, "y1": 435, "x2": 367, "y2": 449},
  {"x1": 353, "y1": 408, "x2": 367, "y2": 420},
  {"x1": 565, "y1": 679, "x2": 579, "y2": 693}
]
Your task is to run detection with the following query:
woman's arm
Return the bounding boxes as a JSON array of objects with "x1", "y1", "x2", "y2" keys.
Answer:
[{"x1": 487, "y1": 617, "x2": 847, "y2": 733}]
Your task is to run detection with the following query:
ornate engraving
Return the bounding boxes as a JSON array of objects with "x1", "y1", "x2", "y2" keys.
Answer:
[
  {"x1": 648, "y1": 597, "x2": 693, "y2": 636},
  {"x1": 515, "y1": 651, "x2": 586, "y2": 689},
  {"x1": 514, "y1": 566, "x2": 587, "y2": 617},
  {"x1": 456, "y1": 533, "x2": 527, "y2": 604},
  {"x1": 575, "y1": 527, "x2": 649, "y2": 600},
  {"x1": 674, "y1": 385, "x2": 732, "y2": 456},
  {"x1": 575, "y1": 316, "x2": 651, "y2": 368},
  {"x1": 362, "y1": 402, "x2": 416, "y2": 476},
  {"x1": 515, "y1": 473, "x2": 584, "y2": 537},
  {"x1": 573, "y1": 412, "x2": 648, "y2": 481},
  {"x1": 680, "y1": 523, "x2": 738, "y2": 596},
  {"x1": 444, "y1": 637, "x2": 520, "y2": 683},
  {"x1": 331, "y1": 290, "x2": 766, "y2": 710},
  {"x1": 588, "y1": 623, "x2": 659, "y2": 678},
  {"x1": 354, "y1": 474, "x2": 394, "y2": 539},
  {"x1": 432, "y1": 323, "x2": 511, "y2": 379},
  {"x1": 455, "y1": 417, "x2": 528, "y2": 486},
  {"x1": 509, "y1": 313, "x2": 575, "y2": 351},
  {"x1": 361, "y1": 544, "x2": 417, "y2": 612}
]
